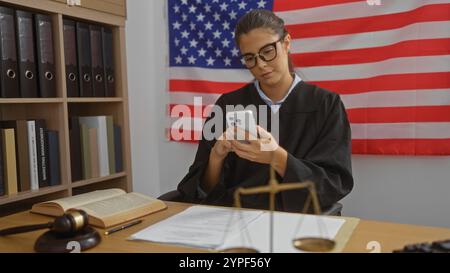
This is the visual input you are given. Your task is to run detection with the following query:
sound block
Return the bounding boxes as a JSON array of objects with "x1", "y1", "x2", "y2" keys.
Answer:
[{"x1": 34, "y1": 226, "x2": 101, "y2": 253}]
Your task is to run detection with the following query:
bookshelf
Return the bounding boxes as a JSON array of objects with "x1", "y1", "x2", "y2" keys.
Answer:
[{"x1": 0, "y1": 0, "x2": 132, "y2": 216}]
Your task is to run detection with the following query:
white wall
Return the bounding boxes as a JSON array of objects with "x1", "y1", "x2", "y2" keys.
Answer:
[{"x1": 126, "y1": 0, "x2": 450, "y2": 228}]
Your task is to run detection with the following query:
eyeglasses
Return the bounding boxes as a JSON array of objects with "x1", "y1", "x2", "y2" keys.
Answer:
[{"x1": 240, "y1": 37, "x2": 284, "y2": 69}]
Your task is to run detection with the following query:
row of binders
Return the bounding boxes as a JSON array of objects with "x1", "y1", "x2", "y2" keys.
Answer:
[
  {"x1": 0, "y1": 7, "x2": 56, "y2": 98},
  {"x1": 69, "y1": 116, "x2": 123, "y2": 182},
  {"x1": 63, "y1": 18, "x2": 115, "y2": 97},
  {"x1": 0, "y1": 5, "x2": 115, "y2": 98},
  {"x1": 0, "y1": 120, "x2": 60, "y2": 196}
]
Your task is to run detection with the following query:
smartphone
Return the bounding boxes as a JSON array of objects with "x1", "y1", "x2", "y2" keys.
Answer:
[{"x1": 226, "y1": 110, "x2": 258, "y2": 142}]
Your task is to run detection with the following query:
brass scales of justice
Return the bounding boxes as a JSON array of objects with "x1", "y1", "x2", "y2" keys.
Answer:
[{"x1": 220, "y1": 166, "x2": 336, "y2": 253}]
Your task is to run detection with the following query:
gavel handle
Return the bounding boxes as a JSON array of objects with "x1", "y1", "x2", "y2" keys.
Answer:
[{"x1": 0, "y1": 222, "x2": 52, "y2": 236}]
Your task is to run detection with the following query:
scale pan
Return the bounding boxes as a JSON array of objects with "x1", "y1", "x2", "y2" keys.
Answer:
[
  {"x1": 292, "y1": 237, "x2": 335, "y2": 252},
  {"x1": 219, "y1": 247, "x2": 260, "y2": 253}
]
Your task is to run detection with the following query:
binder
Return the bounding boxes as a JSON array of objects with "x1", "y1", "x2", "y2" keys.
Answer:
[
  {"x1": 34, "y1": 13, "x2": 56, "y2": 97},
  {"x1": 102, "y1": 26, "x2": 115, "y2": 97},
  {"x1": 90, "y1": 24, "x2": 105, "y2": 97},
  {"x1": 76, "y1": 22, "x2": 93, "y2": 97},
  {"x1": 0, "y1": 6, "x2": 20, "y2": 98},
  {"x1": 63, "y1": 19, "x2": 79, "y2": 97},
  {"x1": 16, "y1": 10, "x2": 38, "y2": 98}
]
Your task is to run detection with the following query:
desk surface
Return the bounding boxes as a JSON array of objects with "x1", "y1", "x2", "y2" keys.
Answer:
[{"x1": 1, "y1": 201, "x2": 450, "y2": 253}]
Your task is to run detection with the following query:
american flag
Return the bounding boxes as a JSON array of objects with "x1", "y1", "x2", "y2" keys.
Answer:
[{"x1": 167, "y1": 0, "x2": 450, "y2": 155}]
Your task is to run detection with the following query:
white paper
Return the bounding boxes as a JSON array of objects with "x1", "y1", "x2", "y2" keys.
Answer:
[
  {"x1": 129, "y1": 206, "x2": 263, "y2": 249},
  {"x1": 129, "y1": 205, "x2": 345, "y2": 252},
  {"x1": 221, "y1": 211, "x2": 346, "y2": 253}
]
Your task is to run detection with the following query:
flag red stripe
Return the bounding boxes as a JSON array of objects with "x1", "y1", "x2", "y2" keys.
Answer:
[
  {"x1": 169, "y1": 80, "x2": 246, "y2": 94},
  {"x1": 170, "y1": 72, "x2": 450, "y2": 95},
  {"x1": 168, "y1": 129, "x2": 450, "y2": 156},
  {"x1": 352, "y1": 139, "x2": 450, "y2": 155},
  {"x1": 170, "y1": 104, "x2": 450, "y2": 123},
  {"x1": 273, "y1": 0, "x2": 364, "y2": 12},
  {"x1": 169, "y1": 128, "x2": 201, "y2": 143},
  {"x1": 287, "y1": 4, "x2": 450, "y2": 38},
  {"x1": 169, "y1": 70, "x2": 450, "y2": 94},
  {"x1": 347, "y1": 106, "x2": 450, "y2": 123},
  {"x1": 169, "y1": 104, "x2": 212, "y2": 118},
  {"x1": 312, "y1": 72, "x2": 450, "y2": 95},
  {"x1": 292, "y1": 38, "x2": 450, "y2": 67}
]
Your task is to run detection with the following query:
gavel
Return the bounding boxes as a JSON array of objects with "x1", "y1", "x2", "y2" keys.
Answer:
[{"x1": 0, "y1": 210, "x2": 89, "y2": 237}]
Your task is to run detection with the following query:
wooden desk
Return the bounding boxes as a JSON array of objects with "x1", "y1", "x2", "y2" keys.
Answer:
[{"x1": 1, "y1": 201, "x2": 450, "y2": 253}]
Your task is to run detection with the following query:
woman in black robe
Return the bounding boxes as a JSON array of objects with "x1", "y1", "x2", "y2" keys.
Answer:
[{"x1": 175, "y1": 9, "x2": 354, "y2": 213}]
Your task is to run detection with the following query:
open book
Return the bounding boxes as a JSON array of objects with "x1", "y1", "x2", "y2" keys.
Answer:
[{"x1": 31, "y1": 188, "x2": 167, "y2": 228}]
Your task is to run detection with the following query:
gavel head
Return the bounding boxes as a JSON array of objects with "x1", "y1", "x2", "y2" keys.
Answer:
[{"x1": 51, "y1": 210, "x2": 89, "y2": 235}]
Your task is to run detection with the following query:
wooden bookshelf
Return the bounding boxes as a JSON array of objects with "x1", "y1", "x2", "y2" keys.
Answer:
[{"x1": 0, "y1": 0, "x2": 132, "y2": 214}]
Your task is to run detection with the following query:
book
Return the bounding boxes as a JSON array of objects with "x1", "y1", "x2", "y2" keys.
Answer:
[
  {"x1": 27, "y1": 120, "x2": 39, "y2": 190},
  {"x1": 113, "y1": 124, "x2": 123, "y2": 172},
  {"x1": 79, "y1": 116, "x2": 110, "y2": 177},
  {"x1": 80, "y1": 123, "x2": 91, "y2": 179},
  {"x1": 31, "y1": 188, "x2": 167, "y2": 228},
  {"x1": 0, "y1": 129, "x2": 4, "y2": 196},
  {"x1": 1, "y1": 128, "x2": 18, "y2": 195},
  {"x1": 88, "y1": 127, "x2": 100, "y2": 178},
  {"x1": 0, "y1": 120, "x2": 31, "y2": 192},
  {"x1": 34, "y1": 119, "x2": 49, "y2": 188},
  {"x1": 106, "y1": 116, "x2": 115, "y2": 174},
  {"x1": 69, "y1": 117, "x2": 82, "y2": 181},
  {"x1": 47, "y1": 130, "x2": 61, "y2": 186}
]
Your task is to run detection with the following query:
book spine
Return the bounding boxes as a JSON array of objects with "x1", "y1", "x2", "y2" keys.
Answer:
[
  {"x1": 97, "y1": 117, "x2": 109, "y2": 176},
  {"x1": 2, "y1": 129, "x2": 18, "y2": 195},
  {"x1": 16, "y1": 120, "x2": 31, "y2": 192},
  {"x1": 0, "y1": 130, "x2": 4, "y2": 196},
  {"x1": 69, "y1": 117, "x2": 82, "y2": 181},
  {"x1": 113, "y1": 125, "x2": 123, "y2": 173},
  {"x1": 47, "y1": 130, "x2": 61, "y2": 186},
  {"x1": 35, "y1": 120, "x2": 49, "y2": 188},
  {"x1": 106, "y1": 116, "x2": 115, "y2": 174},
  {"x1": 80, "y1": 123, "x2": 91, "y2": 179},
  {"x1": 0, "y1": 120, "x2": 28, "y2": 191},
  {"x1": 79, "y1": 116, "x2": 109, "y2": 177},
  {"x1": 27, "y1": 120, "x2": 39, "y2": 190},
  {"x1": 89, "y1": 127, "x2": 100, "y2": 178}
]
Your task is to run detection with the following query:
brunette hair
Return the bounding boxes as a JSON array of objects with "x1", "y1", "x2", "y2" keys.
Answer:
[{"x1": 234, "y1": 9, "x2": 294, "y2": 72}]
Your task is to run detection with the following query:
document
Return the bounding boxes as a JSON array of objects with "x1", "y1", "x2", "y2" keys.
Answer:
[
  {"x1": 129, "y1": 205, "x2": 356, "y2": 252},
  {"x1": 220, "y1": 210, "x2": 347, "y2": 253},
  {"x1": 129, "y1": 206, "x2": 263, "y2": 249}
]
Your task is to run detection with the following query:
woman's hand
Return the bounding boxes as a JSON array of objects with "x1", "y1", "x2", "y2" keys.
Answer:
[
  {"x1": 230, "y1": 126, "x2": 287, "y2": 176},
  {"x1": 211, "y1": 127, "x2": 234, "y2": 160}
]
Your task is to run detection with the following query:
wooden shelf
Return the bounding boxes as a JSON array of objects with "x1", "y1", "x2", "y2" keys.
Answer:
[
  {"x1": 0, "y1": 185, "x2": 68, "y2": 206},
  {"x1": 0, "y1": 0, "x2": 126, "y2": 26},
  {"x1": 71, "y1": 172, "x2": 127, "y2": 188},
  {"x1": 0, "y1": 0, "x2": 132, "y2": 215},
  {"x1": 0, "y1": 98, "x2": 64, "y2": 104},
  {"x1": 67, "y1": 97, "x2": 123, "y2": 103}
]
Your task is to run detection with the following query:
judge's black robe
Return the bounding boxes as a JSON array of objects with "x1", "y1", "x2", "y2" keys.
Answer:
[{"x1": 176, "y1": 81, "x2": 354, "y2": 212}]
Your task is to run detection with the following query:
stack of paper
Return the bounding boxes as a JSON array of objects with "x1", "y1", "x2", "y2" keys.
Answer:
[{"x1": 129, "y1": 205, "x2": 355, "y2": 252}]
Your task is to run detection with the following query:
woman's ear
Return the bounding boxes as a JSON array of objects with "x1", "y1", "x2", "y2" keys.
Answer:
[{"x1": 283, "y1": 33, "x2": 292, "y2": 52}]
